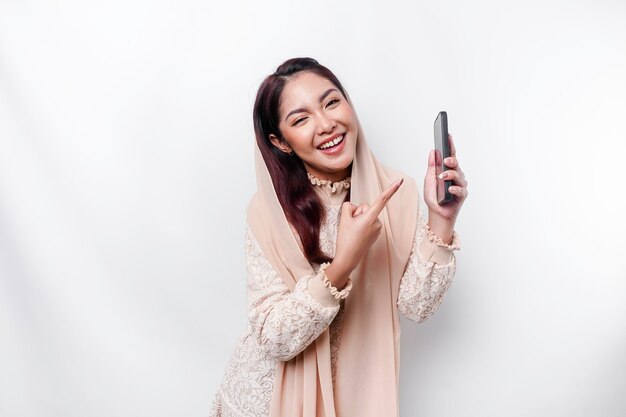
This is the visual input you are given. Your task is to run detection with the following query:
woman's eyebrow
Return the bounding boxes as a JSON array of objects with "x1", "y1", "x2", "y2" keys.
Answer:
[{"x1": 285, "y1": 88, "x2": 338, "y2": 121}]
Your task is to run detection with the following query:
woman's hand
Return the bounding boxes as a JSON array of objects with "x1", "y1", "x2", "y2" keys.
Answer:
[
  {"x1": 330, "y1": 179, "x2": 404, "y2": 277},
  {"x1": 423, "y1": 134, "x2": 468, "y2": 238}
]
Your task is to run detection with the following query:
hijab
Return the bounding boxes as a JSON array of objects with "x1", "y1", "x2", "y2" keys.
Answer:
[{"x1": 246, "y1": 96, "x2": 419, "y2": 417}]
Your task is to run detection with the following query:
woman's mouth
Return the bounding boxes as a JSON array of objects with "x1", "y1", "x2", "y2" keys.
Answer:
[{"x1": 317, "y1": 134, "x2": 345, "y2": 154}]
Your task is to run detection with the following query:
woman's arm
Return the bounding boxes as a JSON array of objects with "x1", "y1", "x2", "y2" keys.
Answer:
[
  {"x1": 397, "y1": 202, "x2": 461, "y2": 323},
  {"x1": 245, "y1": 222, "x2": 341, "y2": 361}
]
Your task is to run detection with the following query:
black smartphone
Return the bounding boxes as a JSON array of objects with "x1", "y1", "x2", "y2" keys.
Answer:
[{"x1": 434, "y1": 111, "x2": 453, "y2": 204}]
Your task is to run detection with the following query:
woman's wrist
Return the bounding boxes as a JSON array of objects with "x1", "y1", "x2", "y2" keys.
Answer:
[
  {"x1": 427, "y1": 212, "x2": 456, "y2": 244},
  {"x1": 324, "y1": 259, "x2": 352, "y2": 290}
]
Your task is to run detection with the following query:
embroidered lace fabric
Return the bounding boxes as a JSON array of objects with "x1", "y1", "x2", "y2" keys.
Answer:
[{"x1": 209, "y1": 173, "x2": 460, "y2": 417}]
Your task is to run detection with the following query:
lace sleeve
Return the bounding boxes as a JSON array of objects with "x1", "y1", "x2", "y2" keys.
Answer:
[
  {"x1": 245, "y1": 222, "x2": 341, "y2": 361},
  {"x1": 397, "y1": 203, "x2": 461, "y2": 323}
]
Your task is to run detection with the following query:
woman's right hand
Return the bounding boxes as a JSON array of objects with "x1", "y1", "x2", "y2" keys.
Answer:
[{"x1": 332, "y1": 178, "x2": 404, "y2": 276}]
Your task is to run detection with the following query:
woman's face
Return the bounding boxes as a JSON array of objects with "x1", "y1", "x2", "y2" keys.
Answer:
[{"x1": 269, "y1": 71, "x2": 358, "y2": 182}]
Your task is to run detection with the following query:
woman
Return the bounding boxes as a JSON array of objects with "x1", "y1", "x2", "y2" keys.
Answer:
[{"x1": 210, "y1": 57, "x2": 468, "y2": 417}]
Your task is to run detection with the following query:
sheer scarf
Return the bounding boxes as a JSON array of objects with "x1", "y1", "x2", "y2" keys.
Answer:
[{"x1": 246, "y1": 103, "x2": 418, "y2": 417}]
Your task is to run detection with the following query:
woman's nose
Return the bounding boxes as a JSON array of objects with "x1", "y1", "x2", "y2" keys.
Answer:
[{"x1": 316, "y1": 114, "x2": 336, "y2": 134}]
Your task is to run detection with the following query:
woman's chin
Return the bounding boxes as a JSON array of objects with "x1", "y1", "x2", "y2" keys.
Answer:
[{"x1": 320, "y1": 158, "x2": 349, "y2": 171}]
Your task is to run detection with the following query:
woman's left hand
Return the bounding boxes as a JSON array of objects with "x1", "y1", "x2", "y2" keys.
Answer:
[{"x1": 423, "y1": 133, "x2": 468, "y2": 224}]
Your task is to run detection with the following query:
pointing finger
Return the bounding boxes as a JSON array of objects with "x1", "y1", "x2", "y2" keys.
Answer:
[{"x1": 366, "y1": 178, "x2": 404, "y2": 220}]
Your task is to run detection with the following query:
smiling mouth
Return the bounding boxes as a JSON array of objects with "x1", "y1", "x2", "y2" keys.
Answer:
[{"x1": 317, "y1": 134, "x2": 344, "y2": 150}]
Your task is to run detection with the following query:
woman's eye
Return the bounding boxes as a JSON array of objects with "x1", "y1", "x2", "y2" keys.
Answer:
[
  {"x1": 326, "y1": 98, "x2": 340, "y2": 107},
  {"x1": 293, "y1": 117, "x2": 306, "y2": 126}
]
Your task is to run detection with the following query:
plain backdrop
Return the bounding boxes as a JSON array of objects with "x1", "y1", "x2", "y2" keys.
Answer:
[{"x1": 1, "y1": 0, "x2": 625, "y2": 416}]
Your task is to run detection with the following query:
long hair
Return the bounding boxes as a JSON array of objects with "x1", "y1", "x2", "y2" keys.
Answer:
[{"x1": 253, "y1": 57, "x2": 351, "y2": 265}]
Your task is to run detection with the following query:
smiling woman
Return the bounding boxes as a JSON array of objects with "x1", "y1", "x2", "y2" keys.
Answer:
[
  {"x1": 209, "y1": 57, "x2": 467, "y2": 417},
  {"x1": 267, "y1": 74, "x2": 357, "y2": 183}
]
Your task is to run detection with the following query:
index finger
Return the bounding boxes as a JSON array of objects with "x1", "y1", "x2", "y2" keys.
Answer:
[{"x1": 366, "y1": 178, "x2": 403, "y2": 219}]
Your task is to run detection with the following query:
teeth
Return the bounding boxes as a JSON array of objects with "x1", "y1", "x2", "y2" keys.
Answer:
[{"x1": 319, "y1": 135, "x2": 343, "y2": 150}]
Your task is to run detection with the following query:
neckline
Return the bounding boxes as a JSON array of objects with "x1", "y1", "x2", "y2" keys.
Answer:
[{"x1": 306, "y1": 171, "x2": 352, "y2": 194}]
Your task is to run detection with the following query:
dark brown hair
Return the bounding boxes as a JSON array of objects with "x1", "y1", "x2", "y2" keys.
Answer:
[{"x1": 253, "y1": 57, "x2": 351, "y2": 264}]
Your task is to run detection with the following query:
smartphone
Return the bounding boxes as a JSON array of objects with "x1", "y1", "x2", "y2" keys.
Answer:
[{"x1": 434, "y1": 111, "x2": 453, "y2": 204}]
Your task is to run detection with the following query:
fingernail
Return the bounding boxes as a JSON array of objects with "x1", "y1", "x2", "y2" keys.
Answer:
[
  {"x1": 439, "y1": 172, "x2": 446, "y2": 179},
  {"x1": 397, "y1": 178, "x2": 404, "y2": 186}
]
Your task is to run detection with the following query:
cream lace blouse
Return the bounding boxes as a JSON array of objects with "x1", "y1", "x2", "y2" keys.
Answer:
[{"x1": 209, "y1": 173, "x2": 461, "y2": 417}]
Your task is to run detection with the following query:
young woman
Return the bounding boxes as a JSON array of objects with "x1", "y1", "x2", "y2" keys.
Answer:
[{"x1": 210, "y1": 57, "x2": 468, "y2": 417}]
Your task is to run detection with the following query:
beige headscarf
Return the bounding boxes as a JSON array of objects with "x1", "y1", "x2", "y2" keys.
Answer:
[{"x1": 246, "y1": 97, "x2": 419, "y2": 417}]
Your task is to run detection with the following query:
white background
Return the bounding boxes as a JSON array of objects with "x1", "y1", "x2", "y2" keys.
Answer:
[{"x1": 1, "y1": 1, "x2": 625, "y2": 416}]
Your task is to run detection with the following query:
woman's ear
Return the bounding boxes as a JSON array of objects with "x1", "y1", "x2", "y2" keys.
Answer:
[{"x1": 269, "y1": 134, "x2": 293, "y2": 154}]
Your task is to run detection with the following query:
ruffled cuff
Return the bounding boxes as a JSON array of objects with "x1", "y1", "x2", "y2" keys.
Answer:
[{"x1": 418, "y1": 223, "x2": 461, "y2": 265}]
